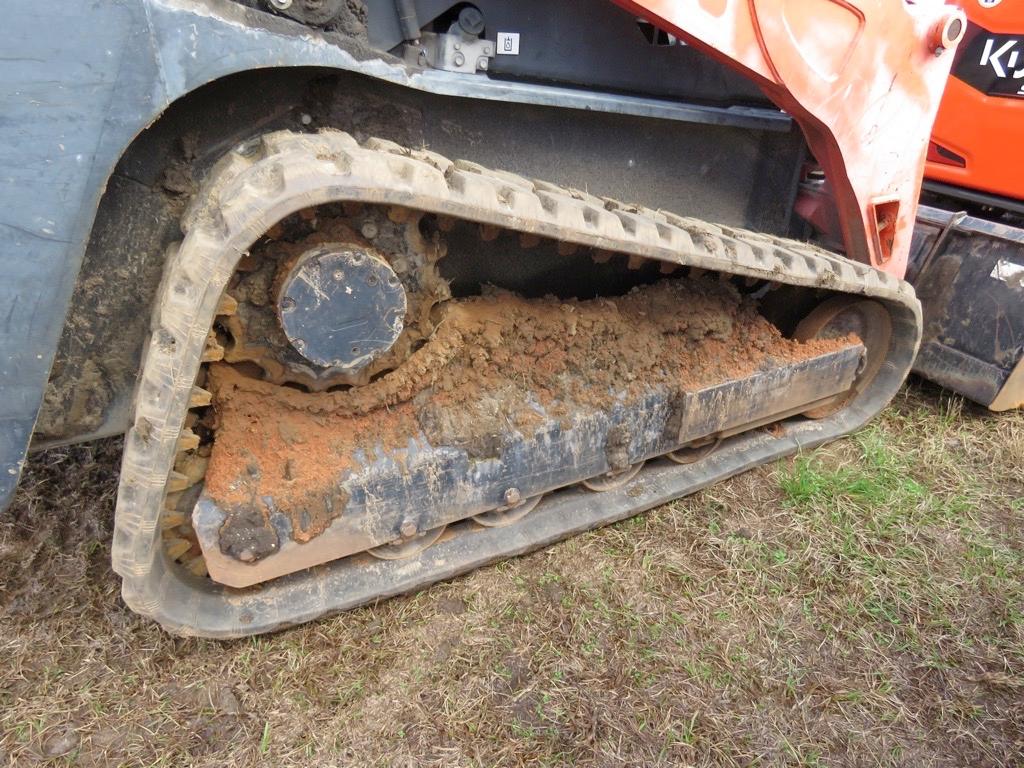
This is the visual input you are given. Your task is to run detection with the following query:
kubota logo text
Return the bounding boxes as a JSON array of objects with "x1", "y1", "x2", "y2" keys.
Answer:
[
  {"x1": 959, "y1": 26, "x2": 1024, "y2": 98},
  {"x1": 980, "y1": 38, "x2": 1024, "y2": 79}
]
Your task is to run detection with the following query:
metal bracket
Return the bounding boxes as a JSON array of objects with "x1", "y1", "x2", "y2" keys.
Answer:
[
  {"x1": 906, "y1": 208, "x2": 966, "y2": 283},
  {"x1": 416, "y1": 28, "x2": 495, "y2": 75}
]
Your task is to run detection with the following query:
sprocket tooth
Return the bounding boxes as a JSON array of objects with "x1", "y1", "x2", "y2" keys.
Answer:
[
  {"x1": 164, "y1": 537, "x2": 192, "y2": 560},
  {"x1": 387, "y1": 206, "x2": 412, "y2": 223},
  {"x1": 201, "y1": 330, "x2": 224, "y2": 362},
  {"x1": 174, "y1": 455, "x2": 209, "y2": 487},
  {"x1": 165, "y1": 471, "x2": 190, "y2": 494},
  {"x1": 216, "y1": 294, "x2": 239, "y2": 316},
  {"x1": 161, "y1": 511, "x2": 188, "y2": 530},
  {"x1": 176, "y1": 430, "x2": 200, "y2": 452},
  {"x1": 189, "y1": 386, "x2": 213, "y2": 408}
]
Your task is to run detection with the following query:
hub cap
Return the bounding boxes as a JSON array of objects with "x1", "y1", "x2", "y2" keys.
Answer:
[{"x1": 277, "y1": 243, "x2": 407, "y2": 372}]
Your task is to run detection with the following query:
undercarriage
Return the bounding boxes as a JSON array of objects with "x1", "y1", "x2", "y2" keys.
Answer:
[{"x1": 112, "y1": 131, "x2": 920, "y2": 637}]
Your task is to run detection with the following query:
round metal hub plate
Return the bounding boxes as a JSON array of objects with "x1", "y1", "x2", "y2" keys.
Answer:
[{"x1": 277, "y1": 244, "x2": 407, "y2": 371}]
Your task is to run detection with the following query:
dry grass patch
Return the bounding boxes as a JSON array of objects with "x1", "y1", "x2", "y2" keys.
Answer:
[{"x1": 1, "y1": 383, "x2": 1022, "y2": 766}]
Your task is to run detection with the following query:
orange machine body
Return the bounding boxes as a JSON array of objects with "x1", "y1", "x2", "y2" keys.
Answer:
[
  {"x1": 926, "y1": 0, "x2": 1024, "y2": 202},
  {"x1": 615, "y1": 0, "x2": 965, "y2": 278}
]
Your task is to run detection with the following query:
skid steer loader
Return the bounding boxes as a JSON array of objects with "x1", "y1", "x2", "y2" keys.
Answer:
[{"x1": 1, "y1": 0, "x2": 964, "y2": 636}]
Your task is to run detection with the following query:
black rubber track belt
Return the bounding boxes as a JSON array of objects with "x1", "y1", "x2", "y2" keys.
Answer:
[{"x1": 112, "y1": 130, "x2": 921, "y2": 637}]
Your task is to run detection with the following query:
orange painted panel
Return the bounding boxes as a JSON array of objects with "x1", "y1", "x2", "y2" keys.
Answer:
[{"x1": 612, "y1": 0, "x2": 965, "y2": 277}]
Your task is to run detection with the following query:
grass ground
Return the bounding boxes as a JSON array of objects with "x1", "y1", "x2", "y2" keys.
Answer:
[{"x1": 1, "y1": 382, "x2": 1022, "y2": 767}]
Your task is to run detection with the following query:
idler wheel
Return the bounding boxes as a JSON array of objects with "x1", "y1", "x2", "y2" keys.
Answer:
[{"x1": 794, "y1": 297, "x2": 892, "y2": 418}]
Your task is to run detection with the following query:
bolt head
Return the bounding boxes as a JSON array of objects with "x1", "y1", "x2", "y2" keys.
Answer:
[
  {"x1": 454, "y1": 52, "x2": 466, "y2": 67},
  {"x1": 269, "y1": 0, "x2": 292, "y2": 9},
  {"x1": 360, "y1": 221, "x2": 379, "y2": 240},
  {"x1": 400, "y1": 518, "x2": 418, "y2": 538},
  {"x1": 504, "y1": 487, "x2": 522, "y2": 506}
]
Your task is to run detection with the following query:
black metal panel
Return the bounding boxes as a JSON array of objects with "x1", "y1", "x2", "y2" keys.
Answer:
[
  {"x1": 923, "y1": 180, "x2": 1024, "y2": 218},
  {"x1": 913, "y1": 341, "x2": 1006, "y2": 406},
  {"x1": 369, "y1": 0, "x2": 771, "y2": 106}
]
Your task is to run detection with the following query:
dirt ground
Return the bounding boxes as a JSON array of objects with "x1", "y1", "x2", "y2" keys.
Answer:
[{"x1": 1, "y1": 381, "x2": 1021, "y2": 767}]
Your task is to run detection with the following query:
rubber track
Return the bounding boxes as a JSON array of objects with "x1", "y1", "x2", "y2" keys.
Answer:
[{"x1": 112, "y1": 130, "x2": 921, "y2": 637}]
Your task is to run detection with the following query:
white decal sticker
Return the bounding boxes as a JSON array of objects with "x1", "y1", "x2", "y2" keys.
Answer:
[
  {"x1": 496, "y1": 32, "x2": 520, "y2": 55},
  {"x1": 991, "y1": 258, "x2": 1024, "y2": 288},
  {"x1": 980, "y1": 38, "x2": 1023, "y2": 78}
]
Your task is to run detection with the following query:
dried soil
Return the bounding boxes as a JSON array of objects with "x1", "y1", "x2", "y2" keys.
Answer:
[{"x1": 204, "y1": 278, "x2": 854, "y2": 541}]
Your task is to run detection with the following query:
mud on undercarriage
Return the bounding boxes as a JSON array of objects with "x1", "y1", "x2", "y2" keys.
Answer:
[{"x1": 115, "y1": 130, "x2": 920, "y2": 637}]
